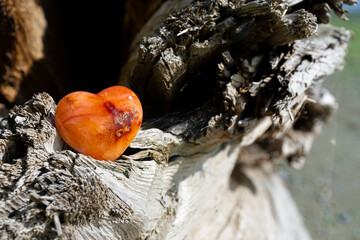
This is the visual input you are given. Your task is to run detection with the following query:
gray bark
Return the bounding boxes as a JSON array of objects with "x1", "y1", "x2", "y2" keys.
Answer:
[{"x1": 0, "y1": 0, "x2": 355, "y2": 239}]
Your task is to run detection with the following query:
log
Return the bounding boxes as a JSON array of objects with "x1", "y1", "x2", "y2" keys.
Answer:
[{"x1": 0, "y1": 0, "x2": 355, "y2": 239}]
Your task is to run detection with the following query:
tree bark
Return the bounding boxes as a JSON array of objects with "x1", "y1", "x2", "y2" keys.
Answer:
[{"x1": 0, "y1": 0, "x2": 355, "y2": 239}]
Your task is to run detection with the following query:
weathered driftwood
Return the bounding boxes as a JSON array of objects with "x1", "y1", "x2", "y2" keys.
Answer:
[
  {"x1": 0, "y1": 0, "x2": 355, "y2": 239},
  {"x1": 0, "y1": 93, "x2": 311, "y2": 240}
]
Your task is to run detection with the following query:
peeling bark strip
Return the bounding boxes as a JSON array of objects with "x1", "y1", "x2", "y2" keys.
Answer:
[{"x1": 0, "y1": 0, "x2": 356, "y2": 239}]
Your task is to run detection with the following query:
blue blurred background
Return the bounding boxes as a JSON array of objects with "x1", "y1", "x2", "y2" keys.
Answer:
[
  {"x1": 281, "y1": 4, "x2": 360, "y2": 240},
  {"x1": 348, "y1": 4, "x2": 360, "y2": 12}
]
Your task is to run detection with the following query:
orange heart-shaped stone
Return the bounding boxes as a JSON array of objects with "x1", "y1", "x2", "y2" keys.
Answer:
[{"x1": 55, "y1": 86, "x2": 143, "y2": 161}]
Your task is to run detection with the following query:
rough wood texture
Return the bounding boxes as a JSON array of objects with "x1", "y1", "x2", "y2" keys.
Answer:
[
  {"x1": 0, "y1": 94, "x2": 308, "y2": 239},
  {"x1": 0, "y1": 0, "x2": 356, "y2": 239},
  {"x1": 121, "y1": 0, "x2": 165, "y2": 64}
]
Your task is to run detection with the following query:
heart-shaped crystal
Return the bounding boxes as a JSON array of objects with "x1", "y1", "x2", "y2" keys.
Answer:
[{"x1": 55, "y1": 86, "x2": 143, "y2": 161}]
